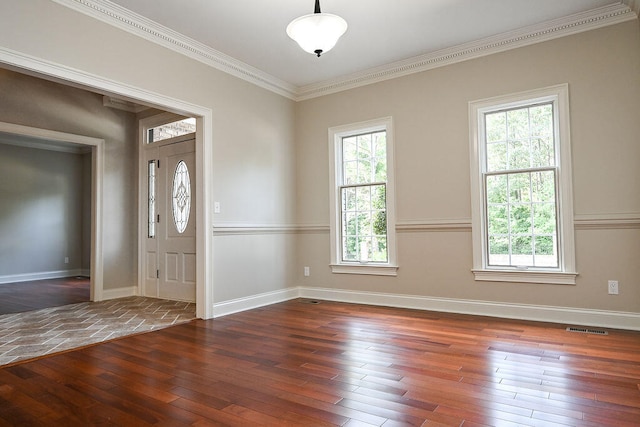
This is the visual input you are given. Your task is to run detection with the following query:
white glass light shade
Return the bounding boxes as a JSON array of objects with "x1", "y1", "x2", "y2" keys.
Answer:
[{"x1": 286, "y1": 13, "x2": 347, "y2": 56}]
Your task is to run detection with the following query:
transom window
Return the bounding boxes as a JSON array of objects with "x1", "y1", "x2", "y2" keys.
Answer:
[
  {"x1": 469, "y1": 85, "x2": 576, "y2": 284},
  {"x1": 329, "y1": 117, "x2": 397, "y2": 276},
  {"x1": 147, "y1": 118, "x2": 196, "y2": 144}
]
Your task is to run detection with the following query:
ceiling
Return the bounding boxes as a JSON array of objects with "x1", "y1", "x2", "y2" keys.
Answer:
[{"x1": 105, "y1": 0, "x2": 628, "y2": 86}]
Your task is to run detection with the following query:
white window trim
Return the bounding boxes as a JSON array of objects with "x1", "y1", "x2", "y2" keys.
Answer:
[
  {"x1": 468, "y1": 84, "x2": 577, "y2": 285},
  {"x1": 328, "y1": 117, "x2": 398, "y2": 276}
]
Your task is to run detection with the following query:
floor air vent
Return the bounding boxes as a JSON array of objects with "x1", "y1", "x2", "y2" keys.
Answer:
[
  {"x1": 300, "y1": 300, "x2": 320, "y2": 304},
  {"x1": 566, "y1": 327, "x2": 608, "y2": 335}
]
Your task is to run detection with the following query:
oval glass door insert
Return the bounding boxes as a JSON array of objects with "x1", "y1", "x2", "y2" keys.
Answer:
[{"x1": 172, "y1": 160, "x2": 191, "y2": 233}]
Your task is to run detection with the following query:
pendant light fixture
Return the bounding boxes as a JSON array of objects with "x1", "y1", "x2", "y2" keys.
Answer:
[{"x1": 286, "y1": 0, "x2": 348, "y2": 57}]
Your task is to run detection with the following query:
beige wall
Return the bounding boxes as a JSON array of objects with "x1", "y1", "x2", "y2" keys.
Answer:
[
  {"x1": 1, "y1": 1, "x2": 637, "y2": 316},
  {"x1": 295, "y1": 21, "x2": 640, "y2": 313},
  {"x1": 0, "y1": 0, "x2": 297, "y2": 302}
]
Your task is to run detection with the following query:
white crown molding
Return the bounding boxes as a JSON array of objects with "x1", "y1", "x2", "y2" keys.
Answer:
[
  {"x1": 296, "y1": 3, "x2": 637, "y2": 100},
  {"x1": 51, "y1": 1, "x2": 637, "y2": 102},
  {"x1": 51, "y1": 0, "x2": 298, "y2": 100},
  {"x1": 624, "y1": 0, "x2": 640, "y2": 14}
]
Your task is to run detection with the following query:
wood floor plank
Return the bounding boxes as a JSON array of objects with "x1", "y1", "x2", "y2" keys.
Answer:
[
  {"x1": 0, "y1": 298, "x2": 639, "y2": 425},
  {"x1": 0, "y1": 276, "x2": 89, "y2": 315}
]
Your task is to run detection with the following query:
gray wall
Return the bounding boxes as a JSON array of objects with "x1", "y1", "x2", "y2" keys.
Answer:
[
  {"x1": 0, "y1": 68, "x2": 138, "y2": 290},
  {"x1": 0, "y1": 143, "x2": 87, "y2": 277}
]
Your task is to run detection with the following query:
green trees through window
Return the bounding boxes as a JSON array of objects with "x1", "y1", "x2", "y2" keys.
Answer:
[
  {"x1": 484, "y1": 103, "x2": 559, "y2": 268},
  {"x1": 340, "y1": 131, "x2": 388, "y2": 262}
]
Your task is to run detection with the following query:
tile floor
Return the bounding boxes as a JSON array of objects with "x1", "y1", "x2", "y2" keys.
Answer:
[{"x1": 0, "y1": 297, "x2": 196, "y2": 366}]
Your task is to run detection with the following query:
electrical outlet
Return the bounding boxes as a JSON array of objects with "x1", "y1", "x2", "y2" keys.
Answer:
[
  {"x1": 304, "y1": 266, "x2": 310, "y2": 277},
  {"x1": 608, "y1": 280, "x2": 619, "y2": 295},
  {"x1": 214, "y1": 202, "x2": 221, "y2": 214},
  {"x1": 64, "y1": 257, "x2": 69, "y2": 264}
]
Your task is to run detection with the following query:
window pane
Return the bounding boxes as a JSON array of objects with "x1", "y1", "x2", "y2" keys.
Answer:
[
  {"x1": 533, "y1": 202, "x2": 556, "y2": 234},
  {"x1": 357, "y1": 134, "x2": 372, "y2": 160},
  {"x1": 172, "y1": 160, "x2": 191, "y2": 234},
  {"x1": 340, "y1": 184, "x2": 387, "y2": 263},
  {"x1": 510, "y1": 204, "x2": 532, "y2": 234},
  {"x1": 511, "y1": 235, "x2": 533, "y2": 266},
  {"x1": 486, "y1": 112, "x2": 506, "y2": 143},
  {"x1": 530, "y1": 104, "x2": 553, "y2": 137},
  {"x1": 507, "y1": 108, "x2": 530, "y2": 140},
  {"x1": 343, "y1": 137, "x2": 357, "y2": 161},
  {"x1": 531, "y1": 171, "x2": 555, "y2": 202},
  {"x1": 343, "y1": 236, "x2": 358, "y2": 261},
  {"x1": 339, "y1": 128, "x2": 389, "y2": 264},
  {"x1": 534, "y1": 235, "x2": 558, "y2": 267},
  {"x1": 343, "y1": 161, "x2": 358, "y2": 185},
  {"x1": 487, "y1": 171, "x2": 559, "y2": 268},
  {"x1": 486, "y1": 175, "x2": 507, "y2": 203},
  {"x1": 148, "y1": 160, "x2": 156, "y2": 238},
  {"x1": 487, "y1": 205, "x2": 508, "y2": 234},
  {"x1": 355, "y1": 186, "x2": 371, "y2": 211},
  {"x1": 343, "y1": 187, "x2": 356, "y2": 211},
  {"x1": 147, "y1": 118, "x2": 196, "y2": 143},
  {"x1": 487, "y1": 142, "x2": 507, "y2": 171},
  {"x1": 531, "y1": 136, "x2": 555, "y2": 167},
  {"x1": 488, "y1": 235, "x2": 510, "y2": 266},
  {"x1": 508, "y1": 140, "x2": 530, "y2": 169},
  {"x1": 373, "y1": 132, "x2": 386, "y2": 158},
  {"x1": 357, "y1": 160, "x2": 372, "y2": 184},
  {"x1": 509, "y1": 173, "x2": 531, "y2": 203},
  {"x1": 372, "y1": 236, "x2": 387, "y2": 262},
  {"x1": 486, "y1": 102, "x2": 555, "y2": 173}
]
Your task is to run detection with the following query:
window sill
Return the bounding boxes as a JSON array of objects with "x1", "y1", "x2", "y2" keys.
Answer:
[
  {"x1": 331, "y1": 264, "x2": 398, "y2": 276},
  {"x1": 472, "y1": 269, "x2": 577, "y2": 285}
]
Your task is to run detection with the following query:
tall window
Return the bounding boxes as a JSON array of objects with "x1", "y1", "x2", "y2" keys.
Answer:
[
  {"x1": 329, "y1": 117, "x2": 397, "y2": 276},
  {"x1": 469, "y1": 85, "x2": 576, "y2": 284}
]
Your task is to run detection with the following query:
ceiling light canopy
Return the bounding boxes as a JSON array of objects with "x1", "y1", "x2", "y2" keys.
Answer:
[{"x1": 286, "y1": 0, "x2": 347, "y2": 57}]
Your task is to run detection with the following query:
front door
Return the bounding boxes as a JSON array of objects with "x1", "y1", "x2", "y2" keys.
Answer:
[{"x1": 144, "y1": 136, "x2": 196, "y2": 301}]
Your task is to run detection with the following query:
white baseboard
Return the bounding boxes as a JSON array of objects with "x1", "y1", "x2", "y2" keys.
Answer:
[
  {"x1": 102, "y1": 286, "x2": 138, "y2": 300},
  {"x1": 297, "y1": 287, "x2": 640, "y2": 331},
  {"x1": 0, "y1": 269, "x2": 84, "y2": 285},
  {"x1": 213, "y1": 287, "x2": 299, "y2": 318}
]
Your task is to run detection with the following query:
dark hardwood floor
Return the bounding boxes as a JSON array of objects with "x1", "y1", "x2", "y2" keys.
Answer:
[
  {"x1": 0, "y1": 277, "x2": 90, "y2": 315},
  {"x1": 0, "y1": 299, "x2": 639, "y2": 426}
]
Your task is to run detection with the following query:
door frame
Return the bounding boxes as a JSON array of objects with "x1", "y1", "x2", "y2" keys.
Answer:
[
  {"x1": 139, "y1": 117, "x2": 197, "y2": 301},
  {"x1": 0, "y1": 121, "x2": 105, "y2": 301},
  {"x1": 0, "y1": 51, "x2": 215, "y2": 319}
]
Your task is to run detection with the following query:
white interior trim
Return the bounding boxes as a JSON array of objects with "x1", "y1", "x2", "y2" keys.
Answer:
[
  {"x1": 0, "y1": 46, "x2": 215, "y2": 320},
  {"x1": 51, "y1": 0, "x2": 296, "y2": 100},
  {"x1": 574, "y1": 213, "x2": 640, "y2": 229},
  {"x1": 102, "y1": 286, "x2": 138, "y2": 300},
  {"x1": 51, "y1": 0, "x2": 637, "y2": 101},
  {"x1": 0, "y1": 121, "x2": 104, "y2": 301},
  {"x1": 212, "y1": 287, "x2": 299, "y2": 318},
  {"x1": 212, "y1": 286, "x2": 640, "y2": 331},
  {"x1": 0, "y1": 270, "x2": 86, "y2": 285},
  {"x1": 468, "y1": 84, "x2": 576, "y2": 285}
]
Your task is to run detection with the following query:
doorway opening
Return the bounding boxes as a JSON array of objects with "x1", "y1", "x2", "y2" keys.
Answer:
[
  {"x1": 0, "y1": 121, "x2": 105, "y2": 305},
  {"x1": 140, "y1": 114, "x2": 197, "y2": 302}
]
